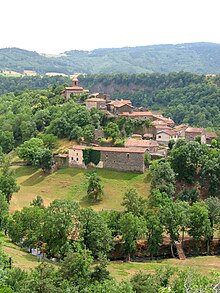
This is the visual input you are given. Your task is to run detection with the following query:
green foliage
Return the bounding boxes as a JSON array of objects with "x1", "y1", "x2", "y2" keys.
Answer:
[
  {"x1": 83, "y1": 148, "x2": 92, "y2": 165},
  {"x1": 86, "y1": 172, "x2": 104, "y2": 202},
  {"x1": 130, "y1": 267, "x2": 174, "y2": 293},
  {"x1": 0, "y1": 194, "x2": 9, "y2": 229},
  {"x1": 113, "y1": 138, "x2": 124, "y2": 147},
  {"x1": 177, "y1": 188, "x2": 199, "y2": 204},
  {"x1": 37, "y1": 133, "x2": 58, "y2": 149},
  {"x1": 150, "y1": 161, "x2": 176, "y2": 197},
  {"x1": 59, "y1": 249, "x2": 93, "y2": 289},
  {"x1": 144, "y1": 152, "x2": 151, "y2": 167},
  {"x1": 18, "y1": 138, "x2": 53, "y2": 171},
  {"x1": 121, "y1": 188, "x2": 147, "y2": 217},
  {"x1": 0, "y1": 171, "x2": 19, "y2": 203},
  {"x1": 83, "y1": 125, "x2": 95, "y2": 144},
  {"x1": 43, "y1": 200, "x2": 80, "y2": 258},
  {"x1": 79, "y1": 208, "x2": 113, "y2": 257},
  {"x1": 30, "y1": 195, "x2": 44, "y2": 209},
  {"x1": 104, "y1": 122, "x2": 119, "y2": 142},
  {"x1": 90, "y1": 150, "x2": 101, "y2": 165},
  {"x1": 119, "y1": 212, "x2": 146, "y2": 261},
  {"x1": 189, "y1": 202, "x2": 212, "y2": 241},
  {"x1": 145, "y1": 209, "x2": 163, "y2": 257},
  {"x1": 18, "y1": 138, "x2": 44, "y2": 164},
  {"x1": 170, "y1": 140, "x2": 209, "y2": 183},
  {"x1": 83, "y1": 149, "x2": 101, "y2": 166},
  {"x1": 168, "y1": 139, "x2": 175, "y2": 150}
]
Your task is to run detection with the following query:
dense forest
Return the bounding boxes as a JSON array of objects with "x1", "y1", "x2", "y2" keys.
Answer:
[
  {"x1": 0, "y1": 72, "x2": 219, "y2": 137},
  {"x1": 2, "y1": 42, "x2": 220, "y2": 74},
  {"x1": 80, "y1": 72, "x2": 220, "y2": 132}
]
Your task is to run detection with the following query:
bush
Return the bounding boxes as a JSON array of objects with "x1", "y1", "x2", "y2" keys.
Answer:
[{"x1": 113, "y1": 139, "x2": 124, "y2": 147}]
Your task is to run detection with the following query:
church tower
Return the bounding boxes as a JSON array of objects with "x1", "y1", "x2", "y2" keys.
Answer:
[{"x1": 72, "y1": 76, "x2": 79, "y2": 87}]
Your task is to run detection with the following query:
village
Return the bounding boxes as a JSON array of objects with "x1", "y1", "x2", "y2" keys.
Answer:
[{"x1": 55, "y1": 76, "x2": 217, "y2": 173}]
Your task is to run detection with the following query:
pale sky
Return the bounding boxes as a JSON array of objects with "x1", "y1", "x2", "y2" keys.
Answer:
[{"x1": 1, "y1": 0, "x2": 219, "y2": 54}]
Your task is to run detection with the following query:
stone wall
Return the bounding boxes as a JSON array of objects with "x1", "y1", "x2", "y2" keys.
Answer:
[{"x1": 101, "y1": 150, "x2": 145, "y2": 173}]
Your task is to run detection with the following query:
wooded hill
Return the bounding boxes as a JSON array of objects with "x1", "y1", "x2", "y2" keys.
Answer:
[
  {"x1": 1, "y1": 42, "x2": 220, "y2": 74},
  {"x1": 0, "y1": 72, "x2": 219, "y2": 132}
]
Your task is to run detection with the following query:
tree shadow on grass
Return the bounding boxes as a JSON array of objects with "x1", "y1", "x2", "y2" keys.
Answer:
[
  {"x1": 21, "y1": 170, "x2": 47, "y2": 186},
  {"x1": 95, "y1": 169, "x2": 141, "y2": 181},
  {"x1": 14, "y1": 166, "x2": 39, "y2": 178}
]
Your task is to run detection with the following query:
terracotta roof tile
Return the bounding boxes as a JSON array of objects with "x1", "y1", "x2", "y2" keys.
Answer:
[
  {"x1": 70, "y1": 145, "x2": 146, "y2": 153},
  {"x1": 125, "y1": 138, "x2": 159, "y2": 148},
  {"x1": 86, "y1": 98, "x2": 105, "y2": 102},
  {"x1": 185, "y1": 127, "x2": 204, "y2": 133}
]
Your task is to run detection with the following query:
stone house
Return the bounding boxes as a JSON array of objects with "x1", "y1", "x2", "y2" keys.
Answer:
[
  {"x1": 107, "y1": 100, "x2": 133, "y2": 115},
  {"x1": 173, "y1": 124, "x2": 188, "y2": 138},
  {"x1": 185, "y1": 127, "x2": 206, "y2": 143},
  {"x1": 206, "y1": 132, "x2": 217, "y2": 144},
  {"x1": 153, "y1": 125, "x2": 172, "y2": 136},
  {"x1": 124, "y1": 138, "x2": 159, "y2": 154},
  {"x1": 69, "y1": 145, "x2": 146, "y2": 173},
  {"x1": 156, "y1": 129, "x2": 179, "y2": 145},
  {"x1": 85, "y1": 97, "x2": 106, "y2": 110},
  {"x1": 120, "y1": 111, "x2": 154, "y2": 120}
]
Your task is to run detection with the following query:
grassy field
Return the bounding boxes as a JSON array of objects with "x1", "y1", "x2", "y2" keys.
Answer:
[
  {"x1": 108, "y1": 256, "x2": 220, "y2": 281},
  {"x1": 11, "y1": 166, "x2": 151, "y2": 212},
  {"x1": 1, "y1": 227, "x2": 220, "y2": 278},
  {"x1": 0, "y1": 232, "x2": 40, "y2": 270}
]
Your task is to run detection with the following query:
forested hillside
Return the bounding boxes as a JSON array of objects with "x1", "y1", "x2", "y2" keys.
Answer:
[
  {"x1": 80, "y1": 72, "x2": 220, "y2": 132},
  {"x1": 1, "y1": 42, "x2": 220, "y2": 74},
  {"x1": 0, "y1": 73, "x2": 219, "y2": 133}
]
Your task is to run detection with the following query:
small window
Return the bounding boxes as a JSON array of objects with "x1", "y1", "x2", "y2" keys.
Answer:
[
  {"x1": 76, "y1": 158, "x2": 79, "y2": 161},
  {"x1": 71, "y1": 157, "x2": 74, "y2": 160},
  {"x1": 158, "y1": 135, "x2": 161, "y2": 139},
  {"x1": 127, "y1": 153, "x2": 130, "y2": 159}
]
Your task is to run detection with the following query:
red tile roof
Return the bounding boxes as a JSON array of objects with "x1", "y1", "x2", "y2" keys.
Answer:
[
  {"x1": 185, "y1": 127, "x2": 204, "y2": 133},
  {"x1": 108, "y1": 100, "x2": 132, "y2": 106},
  {"x1": 65, "y1": 86, "x2": 84, "y2": 90},
  {"x1": 70, "y1": 145, "x2": 146, "y2": 153},
  {"x1": 121, "y1": 111, "x2": 153, "y2": 117},
  {"x1": 86, "y1": 98, "x2": 105, "y2": 102},
  {"x1": 157, "y1": 129, "x2": 178, "y2": 135},
  {"x1": 55, "y1": 154, "x2": 69, "y2": 158},
  {"x1": 125, "y1": 138, "x2": 158, "y2": 148},
  {"x1": 206, "y1": 132, "x2": 217, "y2": 138},
  {"x1": 143, "y1": 133, "x2": 154, "y2": 138}
]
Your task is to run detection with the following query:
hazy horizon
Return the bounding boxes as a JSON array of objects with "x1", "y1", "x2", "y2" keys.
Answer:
[
  {"x1": 1, "y1": 0, "x2": 220, "y2": 54},
  {"x1": 1, "y1": 41, "x2": 220, "y2": 56}
]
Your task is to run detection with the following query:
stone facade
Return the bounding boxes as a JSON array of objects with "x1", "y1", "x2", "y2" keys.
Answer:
[
  {"x1": 156, "y1": 130, "x2": 178, "y2": 145},
  {"x1": 185, "y1": 127, "x2": 206, "y2": 143},
  {"x1": 68, "y1": 146, "x2": 146, "y2": 173},
  {"x1": 85, "y1": 98, "x2": 106, "y2": 110},
  {"x1": 69, "y1": 147, "x2": 86, "y2": 168},
  {"x1": 100, "y1": 149, "x2": 145, "y2": 173}
]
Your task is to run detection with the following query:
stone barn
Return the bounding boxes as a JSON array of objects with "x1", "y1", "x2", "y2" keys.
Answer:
[{"x1": 69, "y1": 145, "x2": 146, "y2": 173}]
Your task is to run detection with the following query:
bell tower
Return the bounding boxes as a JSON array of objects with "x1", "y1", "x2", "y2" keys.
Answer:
[{"x1": 72, "y1": 76, "x2": 79, "y2": 87}]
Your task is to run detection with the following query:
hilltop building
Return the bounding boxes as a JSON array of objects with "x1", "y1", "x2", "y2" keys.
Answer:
[{"x1": 61, "y1": 76, "x2": 89, "y2": 99}]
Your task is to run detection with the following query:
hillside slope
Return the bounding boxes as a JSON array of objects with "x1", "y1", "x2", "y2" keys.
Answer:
[{"x1": 1, "y1": 42, "x2": 220, "y2": 74}]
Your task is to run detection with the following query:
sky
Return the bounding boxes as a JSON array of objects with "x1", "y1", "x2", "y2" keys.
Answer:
[{"x1": 1, "y1": 0, "x2": 219, "y2": 54}]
